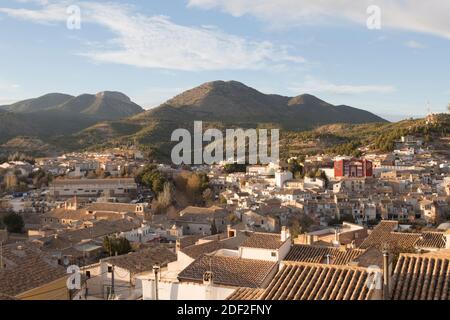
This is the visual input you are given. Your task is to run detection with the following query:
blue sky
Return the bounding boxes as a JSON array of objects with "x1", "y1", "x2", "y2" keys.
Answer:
[{"x1": 0, "y1": 0, "x2": 449, "y2": 121}]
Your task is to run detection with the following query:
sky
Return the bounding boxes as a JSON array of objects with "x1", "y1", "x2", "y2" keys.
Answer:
[{"x1": 0, "y1": 0, "x2": 449, "y2": 121}]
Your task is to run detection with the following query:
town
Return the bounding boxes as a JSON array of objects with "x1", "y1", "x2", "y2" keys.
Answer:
[{"x1": 0, "y1": 113, "x2": 449, "y2": 301}]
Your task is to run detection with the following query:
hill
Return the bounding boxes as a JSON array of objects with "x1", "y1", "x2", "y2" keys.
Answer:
[
  {"x1": 56, "y1": 80, "x2": 387, "y2": 158},
  {"x1": 0, "y1": 91, "x2": 144, "y2": 144}
]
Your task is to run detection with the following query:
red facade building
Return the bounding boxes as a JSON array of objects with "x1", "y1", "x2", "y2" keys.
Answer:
[{"x1": 334, "y1": 159, "x2": 373, "y2": 178}]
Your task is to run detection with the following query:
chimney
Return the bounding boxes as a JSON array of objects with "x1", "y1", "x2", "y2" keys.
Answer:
[
  {"x1": 334, "y1": 227, "x2": 339, "y2": 242},
  {"x1": 281, "y1": 226, "x2": 288, "y2": 242},
  {"x1": 226, "y1": 225, "x2": 235, "y2": 238},
  {"x1": 383, "y1": 250, "x2": 391, "y2": 300},
  {"x1": 308, "y1": 234, "x2": 314, "y2": 245},
  {"x1": 203, "y1": 271, "x2": 213, "y2": 286}
]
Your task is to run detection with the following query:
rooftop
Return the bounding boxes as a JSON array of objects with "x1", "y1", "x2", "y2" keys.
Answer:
[
  {"x1": 391, "y1": 250, "x2": 450, "y2": 300},
  {"x1": 258, "y1": 261, "x2": 378, "y2": 300},
  {"x1": 102, "y1": 246, "x2": 176, "y2": 275},
  {"x1": 284, "y1": 245, "x2": 364, "y2": 265},
  {"x1": 0, "y1": 243, "x2": 66, "y2": 296},
  {"x1": 178, "y1": 255, "x2": 277, "y2": 288},
  {"x1": 240, "y1": 232, "x2": 286, "y2": 250}
]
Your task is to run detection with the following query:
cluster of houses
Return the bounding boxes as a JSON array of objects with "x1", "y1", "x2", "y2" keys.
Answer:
[{"x1": 0, "y1": 133, "x2": 449, "y2": 300}]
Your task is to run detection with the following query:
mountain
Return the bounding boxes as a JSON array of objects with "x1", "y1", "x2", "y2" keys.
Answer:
[
  {"x1": 0, "y1": 93, "x2": 73, "y2": 113},
  {"x1": 55, "y1": 80, "x2": 387, "y2": 159},
  {"x1": 132, "y1": 80, "x2": 385, "y2": 128},
  {"x1": 0, "y1": 91, "x2": 144, "y2": 144}
]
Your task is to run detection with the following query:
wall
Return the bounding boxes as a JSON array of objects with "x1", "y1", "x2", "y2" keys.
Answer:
[{"x1": 142, "y1": 280, "x2": 235, "y2": 300}]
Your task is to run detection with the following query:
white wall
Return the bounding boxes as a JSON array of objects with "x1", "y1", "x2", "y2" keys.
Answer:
[{"x1": 142, "y1": 280, "x2": 235, "y2": 300}]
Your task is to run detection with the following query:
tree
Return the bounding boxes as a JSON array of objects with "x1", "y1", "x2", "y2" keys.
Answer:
[
  {"x1": 3, "y1": 213, "x2": 24, "y2": 233},
  {"x1": 103, "y1": 236, "x2": 132, "y2": 256},
  {"x1": 139, "y1": 165, "x2": 166, "y2": 193},
  {"x1": 157, "y1": 182, "x2": 173, "y2": 209}
]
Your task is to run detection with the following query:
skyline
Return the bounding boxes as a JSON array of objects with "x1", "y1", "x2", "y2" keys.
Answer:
[{"x1": 0, "y1": 0, "x2": 449, "y2": 121}]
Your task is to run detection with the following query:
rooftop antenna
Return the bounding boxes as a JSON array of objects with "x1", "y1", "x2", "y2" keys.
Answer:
[{"x1": 426, "y1": 100, "x2": 431, "y2": 115}]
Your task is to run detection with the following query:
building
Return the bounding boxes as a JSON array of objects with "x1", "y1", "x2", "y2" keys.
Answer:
[
  {"x1": 175, "y1": 206, "x2": 230, "y2": 236},
  {"x1": 139, "y1": 228, "x2": 292, "y2": 300},
  {"x1": 334, "y1": 159, "x2": 373, "y2": 178},
  {"x1": 275, "y1": 170, "x2": 293, "y2": 188},
  {"x1": 48, "y1": 178, "x2": 137, "y2": 200},
  {"x1": 75, "y1": 246, "x2": 176, "y2": 300}
]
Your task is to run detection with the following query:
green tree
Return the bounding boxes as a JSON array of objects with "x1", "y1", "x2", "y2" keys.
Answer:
[
  {"x1": 103, "y1": 236, "x2": 132, "y2": 256},
  {"x1": 3, "y1": 213, "x2": 24, "y2": 233}
]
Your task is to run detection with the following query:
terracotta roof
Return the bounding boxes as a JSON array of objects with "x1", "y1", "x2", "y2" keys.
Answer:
[
  {"x1": 285, "y1": 245, "x2": 364, "y2": 265},
  {"x1": 44, "y1": 208, "x2": 91, "y2": 220},
  {"x1": 360, "y1": 221, "x2": 447, "y2": 252},
  {"x1": 415, "y1": 232, "x2": 447, "y2": 248},
  {"x1": 240, "y1": 232, "x2": 286, "y2": 250},
  {"x1": 62, "y1": 219, "x2": 140, "y2": 242},
  {"x1": 86, "y1": 202, "x2": 141, "y2": 213},
  {"x1": 102, "y1": 246, "x2": 176, "y2": 275},
  {"x1": 0, "y1": 243, "x2": 66, "y2": 296},
  {"x1": 391, "y1": 251, "x2": 450, "y2": 300},
  {"x1": 51, "y1": 178, "x2": 136, "y2": 186},
  {"x1": 0, "y1": 293, "x2": 17, "y2": 300},
  {"x1": 226, "y1": 288, "x2": 264, "y2": 300},
  {"x1": 360, "y1": 221, "x2": 420, "y2": 252},
  {"x1": 180, "y1": 231, "x2": 251, "y2": 259},
  {"x1": 259, "y1": 261, "x2": 378, "y2": 300},
  {"x1": 178, "y1": 255, "x2": 277, "y2": 288}
]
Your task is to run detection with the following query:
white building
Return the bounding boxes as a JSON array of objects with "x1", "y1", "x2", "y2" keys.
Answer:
[{"x1": 275, "y1": 170, "x2": 293, "y2": 188}]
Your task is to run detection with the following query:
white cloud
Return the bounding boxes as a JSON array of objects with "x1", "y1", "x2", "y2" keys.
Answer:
[
  {"x1": 188, "y1": 0, "x2": 450, "y2": 40},
  {"x1": 289, "y1": 77, "x2": 396, "y2": 95},
  {"x1": 0, "y1": 1, "x2": 305, "y2": 71},
  {"x1": 405, "y1": 40, "x2": 425, "y2": 49}
]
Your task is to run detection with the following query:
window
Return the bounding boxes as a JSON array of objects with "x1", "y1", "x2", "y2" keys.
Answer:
[
  {"x1": 86, "y1": 271, "x2": 91, "y2": 278},
  {"x1": 271, "y1": 252, "x2": 277, "y2": 257}
]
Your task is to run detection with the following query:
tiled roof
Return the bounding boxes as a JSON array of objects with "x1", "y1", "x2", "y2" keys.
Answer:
[
  {"x1": 0, "y1": 243, "x2": 66, "y2": 296},
  {"x1": 226, "y1": 288, "x2": 264, "y2": 300},
  {"x1": 360, "y1": 221, "x2": 447, "y2": 252},
  {"x1": 284, "y1": 245, "x2": 364, "y2": 265},
  {"x1": 240, "y1": 232, "x2": 286, "y2": 250},
  {"x1": 102, "y1": 246, "x2": 176, "y2": 275},
  {"x1": 63, "y1": 219, "x2": 140, "y2": 242},
  {"x1": 0, "y1": 293, "x2": 17, "y2": 300},
  {"x1": 51, "y1": 178, "x2": 136, "y2": 186},
  {"x1": 259, "y1": 261, "x2": 377, "y2": 300},
  {"x1": 178, "y1": 255, "x2": 277, "y2": 288},
  {"x1": 360, "y1": 221, "x2": 420, "y2": 252},
  {"x1": 180, "y1": 231, "x2": 251, "y2": 259},
  {"x1": 86, "y1": 202, "x2": 140, "y2": 213},
  {"x1": 181, "y1": 240, "x2": 230, "y2": 259},
  {"x1": 415, "y1": 232, "x2": 447, "y2": 248},
  {"x1": 391, "y1": 251, "x2": 450, "y2": 300},
  {"x1": 44, "y1": 208, "x2": 91, "y2": 220}
]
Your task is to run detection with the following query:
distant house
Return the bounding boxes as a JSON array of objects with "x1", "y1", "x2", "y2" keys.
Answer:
[
  {"x1": 48, "y1": 178, "x2": 137, "y2": 200},
  {"x1": 175, "y1": 206, "x2": 230, "y2": 236}
]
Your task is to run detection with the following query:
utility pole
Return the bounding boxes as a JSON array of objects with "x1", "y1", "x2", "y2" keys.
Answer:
[
  {"x1": 153, "y1": 264, "x2": 160, "y2": 300},
  {"x1": 111, "y1": 264, "x2": 115, "y2": 300},
  {"x1": 0, "y1": 240, "x2": 3, "y2": 270}
]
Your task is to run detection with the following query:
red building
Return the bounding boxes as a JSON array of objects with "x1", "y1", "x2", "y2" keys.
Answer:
[{"x1": 334, "y1": 159, "x2": 373, "y2": 178}]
